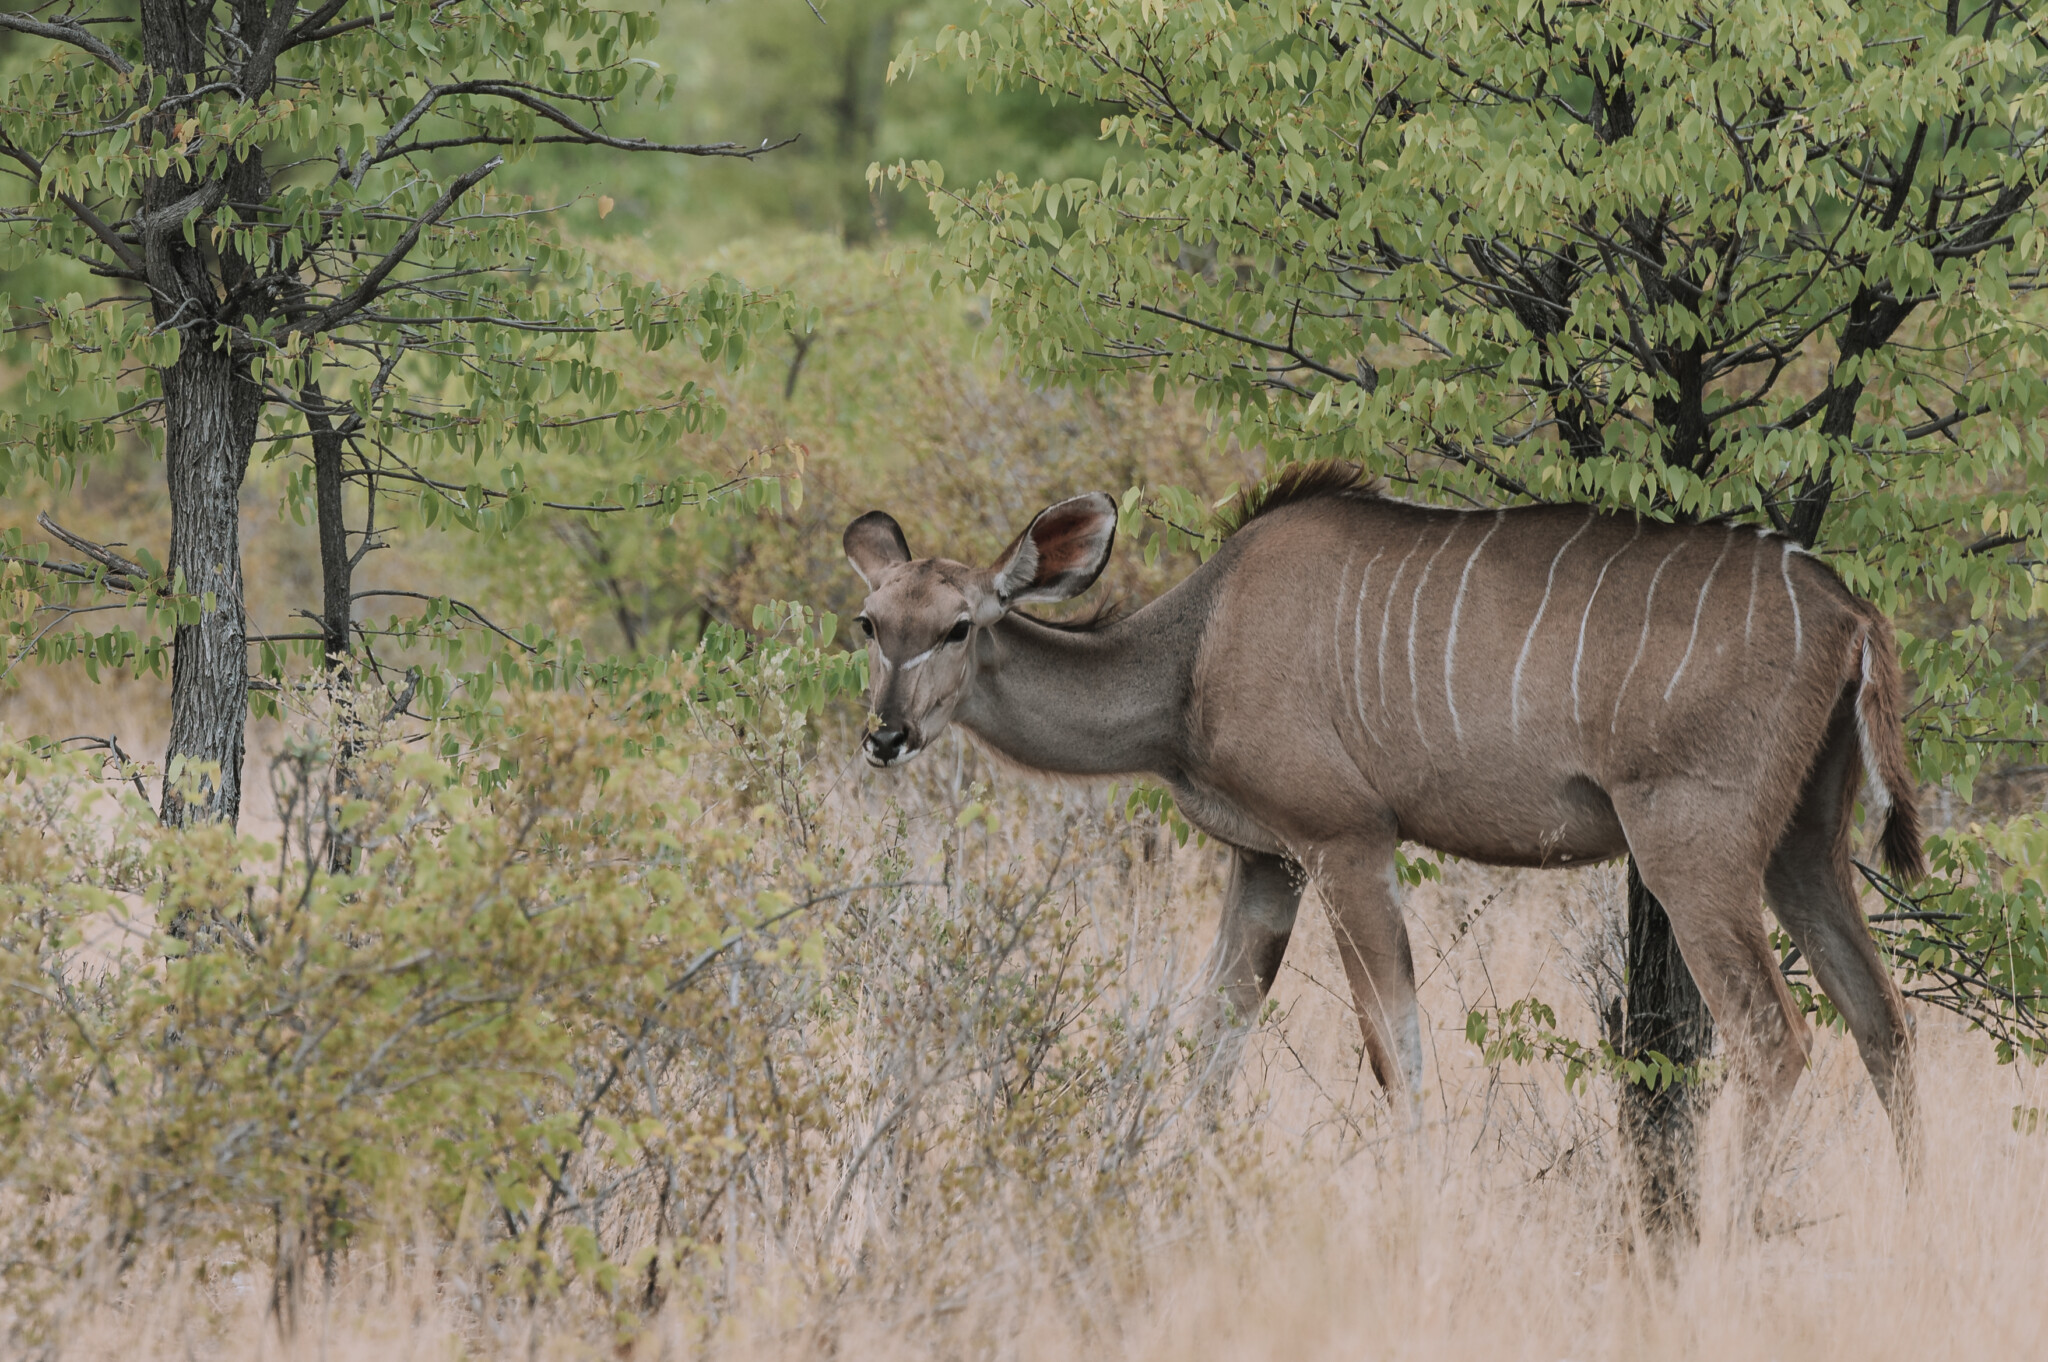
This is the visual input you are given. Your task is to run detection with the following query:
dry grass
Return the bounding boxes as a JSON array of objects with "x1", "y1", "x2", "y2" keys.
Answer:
[{"x1": 29, "y1": 719, "x2": 2048, "y2": 1362}]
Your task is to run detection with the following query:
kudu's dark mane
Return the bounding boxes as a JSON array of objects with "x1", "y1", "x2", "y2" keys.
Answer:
[{"x1": 1217, "y1": 460, "x2": 1381, "y2": 538}]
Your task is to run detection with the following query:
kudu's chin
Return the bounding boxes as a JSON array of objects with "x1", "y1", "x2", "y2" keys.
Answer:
[{"x1": 864, "y1": 744, "x2": 924, "y2": 769}]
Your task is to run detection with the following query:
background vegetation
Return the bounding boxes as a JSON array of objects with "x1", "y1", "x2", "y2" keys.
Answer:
[{"x1": 0, "y1": 1, "x2": 2045, "y2": 1356}]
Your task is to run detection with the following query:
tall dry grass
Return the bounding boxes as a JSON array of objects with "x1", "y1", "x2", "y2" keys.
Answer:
[{"x1": 30, "y1": 712, "x2": 2048, "y2": 1362}]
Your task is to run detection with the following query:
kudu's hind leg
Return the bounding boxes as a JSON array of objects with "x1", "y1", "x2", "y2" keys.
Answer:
[
  {"x1": 1194, "y1": 848, "x2": 1304, "y2": 1093},
  {"x1": 1313, "y1": 834, "x2": 1424, "y2": 1111},
  {"x1": 1765, "y1": 718, "x2": 1919, "y2": 1177},
  {"x1": 1616, "y1": 799, "x2": 1811, "y2": 1189}
]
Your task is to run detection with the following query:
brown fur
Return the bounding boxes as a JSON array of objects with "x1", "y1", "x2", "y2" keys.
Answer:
[
  {"x1": 845, "y1": 484, "x2": 1927, "y2": 1183},
  {"x1": 1848, "y1": 602, "x2": 1927, "y2": 879}
]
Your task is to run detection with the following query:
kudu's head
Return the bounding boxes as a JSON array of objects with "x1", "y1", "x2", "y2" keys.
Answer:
[{"x1": 842, "y1": 493, "x2": 1118, "y2": 767}]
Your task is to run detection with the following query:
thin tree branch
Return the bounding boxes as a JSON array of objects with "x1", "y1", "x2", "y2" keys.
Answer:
[
  {"x1": 349, "y1": 589, "x2": 535, "y2": 653},
  {"x1": 0, "y1": 140, "x2": 145, "y2": 275},
  {"x1": 35, "y1": 512, "x2": 150, "y2": 589},
  {"x1": 0, "y1": 12, "x2": 133, "y2": 73},
  {"x1": 293, "y1": 158, "x2": 502, "y2": 335}
]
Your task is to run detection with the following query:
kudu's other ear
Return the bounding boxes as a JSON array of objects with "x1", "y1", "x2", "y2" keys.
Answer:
[
  {"x1": 843, "y1": 511, "x2": 913, "y2": 588},
  {"x1": 989, "y1": 493, "x2": 1118, "y2": 610}
]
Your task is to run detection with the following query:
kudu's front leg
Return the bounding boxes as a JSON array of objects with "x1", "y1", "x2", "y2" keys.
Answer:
[{"x1": 1194, "y1": 847, "x2": 1303, "y2": 1098}]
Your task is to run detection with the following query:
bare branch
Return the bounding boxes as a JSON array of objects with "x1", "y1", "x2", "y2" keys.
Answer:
[
  {"x1": 0, "y1": 11, "x2": 133, "y2": 73},
  {"x1": 283, "y1": 0, "x2": 365, "y2": 49},
  {"x1": 379, "y1": 131, "x2": 798, "y2": 161},
  {"x1": 350, "y1": 589, "x2": 536, "y2": 653},
  {"x1": 35, "y1": 512, "x2": 150, "y2": 590},
  {"x1": 455, "y1": 84, "x2": 799, "y2": 159}
]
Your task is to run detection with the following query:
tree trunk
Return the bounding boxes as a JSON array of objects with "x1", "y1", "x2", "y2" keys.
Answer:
[
  {"x1": 306, "y1": 385, "x2": 360, "y2": 873},
  {"x1": 159, "y1": 338, "x2": 257, "y2": 827},
  {"x1": 308, "y1": 388, "x2": 352, "y2": 667},
  {"x1": 1619, "y1": 857, "x2": 1714, "y2": 1240},
  {"x1": 142, "y1": 1, "x2": 271, "y2": 830}
]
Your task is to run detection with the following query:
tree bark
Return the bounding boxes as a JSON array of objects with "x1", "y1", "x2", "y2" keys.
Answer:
[
  {"x1": 1619, "y1": 858, "x2": 1714, "y2": 1241},
  {"x1": 305, "y1": 383, "x2": 362, "y2": 873},
  {"x1": 307, "y1": 388, "x2": 352, "y2": 667},
  {"x1": 159, "y1": 335, "x2": 259, "y2": 827}
]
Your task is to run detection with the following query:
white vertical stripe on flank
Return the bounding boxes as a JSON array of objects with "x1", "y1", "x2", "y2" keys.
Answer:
[
  {"x1": 1511, "y1": 510, "x2": 1596, "y2": 734},
  {"x1": 1353, "y1": 547, "x2": 1386, "y2": 746},
  {"x1": 1663, "y1": 529, "x2": 1733, "y2": 702},
  {"x1": 1332, "y1": 551, "x2": 1355, "y2": 717},
  {"x1": 1744, "y1": 537, "x2": 1762, "y2": 644},
  {"x1": 1443, "y1": 511, "x2": 1504, "y2": 743},
  {"x1": 1611, "y1": 543, "x2": 1687, "y2": 732},
  {"x1": 1407, "y1": 522, "x2": 1462, "y2": 748},
  {"x1": 1379, "y1": 531, "x2": 1424, "y2": 722},
  {"x1": 1572, "y1": 524, "x2": 1643, "y2": 725},
  {"x1": 1781, "y1": 541, "x2": 1804, "y2": 662}
]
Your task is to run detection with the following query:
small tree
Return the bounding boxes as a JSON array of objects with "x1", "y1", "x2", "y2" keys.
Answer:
[
  {"x1": 886, "y1": 0, "x2": 2048, "y2": 1222},
  {"x1": 0, "y1": 1, "x2": 796, "y2": 826}
]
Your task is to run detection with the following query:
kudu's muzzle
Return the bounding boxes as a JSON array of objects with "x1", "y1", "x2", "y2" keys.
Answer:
[{"x1": 863, "y1": 724, "x2": 918, "y2": 767}]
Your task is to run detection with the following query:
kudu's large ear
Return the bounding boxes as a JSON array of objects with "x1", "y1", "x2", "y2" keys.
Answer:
[
  {"x1": 843, "y1": 511, "x2": 913, "y2": 588},
  {"x1": 988, "y1": 493, "x2": 1118, "y2": 612}
]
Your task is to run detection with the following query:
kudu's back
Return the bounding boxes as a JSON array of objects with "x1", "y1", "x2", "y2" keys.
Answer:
[{"x1": 1184, "y1": 486, "x2": 1923, "y2": 879}]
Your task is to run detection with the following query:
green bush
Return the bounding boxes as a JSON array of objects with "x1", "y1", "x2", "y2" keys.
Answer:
[{"x1": 0, "y1": 614, "x2": 1225, "y2": 1346}]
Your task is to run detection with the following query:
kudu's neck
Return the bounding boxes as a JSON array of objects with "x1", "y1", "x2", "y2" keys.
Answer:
[{"x1": 955, "y1": 590, "x2": 1208, "y2": 780}]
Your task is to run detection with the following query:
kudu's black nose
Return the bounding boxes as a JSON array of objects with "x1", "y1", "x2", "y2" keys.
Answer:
[{"x1": 865, "y1": 727, "x2": 908, "y2": 764}]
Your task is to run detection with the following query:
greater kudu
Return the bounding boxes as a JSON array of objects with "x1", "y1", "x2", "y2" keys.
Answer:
[{"x1": 842, "y1": 464, "x2": 1925, "y2": 1172}]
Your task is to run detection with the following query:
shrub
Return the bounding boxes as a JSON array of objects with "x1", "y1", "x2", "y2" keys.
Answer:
[{"x1": 0, "y1": 619, "x2": 1227, "y2": 1347}]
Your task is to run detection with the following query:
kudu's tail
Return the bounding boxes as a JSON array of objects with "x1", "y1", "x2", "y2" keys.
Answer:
[{"x1": 1851, "y1": 611, "x2": 1927, "y2": 882}]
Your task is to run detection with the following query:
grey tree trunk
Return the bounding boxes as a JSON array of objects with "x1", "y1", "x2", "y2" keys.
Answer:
[
  {"x1": 158, "y1": 333, "x2": 259, "y2": 827},
  {"x1": 1619, "y1": 858, "x2": 1714, "y2": 1241}
]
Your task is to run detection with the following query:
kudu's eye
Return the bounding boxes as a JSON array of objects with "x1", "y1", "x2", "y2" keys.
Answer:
[
  {"x1": 856, "y1": 616, "x2": 875, "y2": 639},
  {"x1": 945, "y1": 619, "x2": 971, "y2": 645}
]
